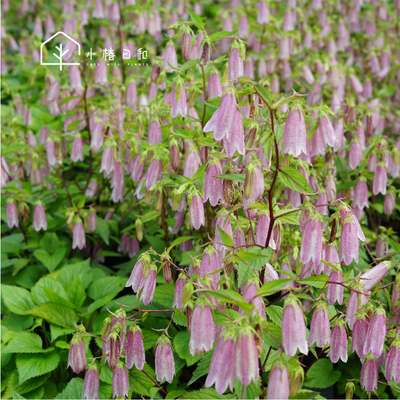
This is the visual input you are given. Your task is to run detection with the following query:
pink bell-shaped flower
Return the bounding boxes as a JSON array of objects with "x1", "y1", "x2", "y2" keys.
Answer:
[
  {"x1": 308, "y1": 301, "x2": 331, "y2": 347},
  {"x1": 373, "y1": 163, "x2": 387, "y2": 195},
  {"x1": 363, "y1": 307, "x2": 386, "y2": 358},
  {"x1": 137, "y1": 265, "x2": 157, "y2": 306},
  {"x1": 148, "y1": 118, "x2": 162, "y2": 146},
  {"x1": 33, "y1": 201, "x2": 47, "y2": 231},
  {"x1": 241, "y1": 275, "x2": 266, "y2": 319},
  {"x1": 243, "y1": 162, "x2": 264, "y2": 209},
  {"x1": 189, "y1": 298, "x2": 214, "y2": 356},
  {"x1": 267, "y1": 361, "x2": 290, "y2": 400},
  {"x1": 235, "y1": 326, "x2": 259, "y2": 387},
  {"x1": 125, "y1": 325, "x2": 145, "y2": 370},
  {"x1": 6, "y1": 199, "x2": 19, "y2": 229},
  {"x1": 328, "y1": 320, "x2": 348, "y2": 363},
  {"x1": 384, "y1": 191, "x2": 396, "y2": 216},
  {"x1": 326, "y1": 267, "x2": 344, "y2": 305},
  {"x1": 214, "y1": 210, "x2": 233, "y2": 252},
  {"x1": 360, "y1": 354, "x2": 378, "y2": 393},
  {"x1": 171, "y1": 79, "x2": 187, "y2": 118},
  {"x1": 155, "y1": 335, "x2": 175, "y2": 383},
  {"x1": 184, "y1": 147, "x2": 201, "y2": 180},
  {"x1": 346, "y1": 284, "x2": 369, "y2": 329},
  {"x1": 67, "y1": 334, "x2": 86, "y2": 374},
  {"x1": 257, "y1": 1, "x2": 270, "y2": 25},
  {"x1": 350, "y1": 311, "x2": 369, "y2": 358},
  {"x1": 300, "y1": 215, "x2": 323, "y2": 265},
  {"x1": 349, "y1": 140, "x2": 362, "y2": 169},
  {"x1": 385, "y1": 337, "x2": 400, "y2": 384},
  {"x1": 112, "y1": 362, "x2": 129, "y2": 399},
  {"x1": 323, "y1": 243, "x2": 340, "y2": 275},
  {"x1": 282, "y1": 295, "x2": 308, "y2": 357},
  {"x1": 256, "y1": 211, "x2": 276, "y2": 249},
  {"x1": 353, "y1": 178, "x2": 369, "y2": 210},
  {"x1": 189, "y1": 193, "x2": 205, "y2": 230},
  {"x1": 163, "y1": 42, "x2": 178, "y2": 72},
  {"x1": 228, "y1": 45, "x2": 244, "y2": 81},
  {"x1": 208, "y1": 70, "x2": 223, "y2": 99},
  {"x1": 146, "y1": 158, "x2": 162, "y2": 190},
  {"x1": 72, "y1": 218, "x2": 86, "y2": 250},
  {"x1": 205, "y1": 329, "x2": 235, "y2": 394},
  {"x1": 82, "y1": 363, "x2": 100, "y2": 400},
  {"x1": 203, "y1": 158, "x2": 223, "y2": 206},
  {"x1": 340, "y1": 214, "x2": 360, "y2": 265},
  {"x1": 360, "y1": 261, "x2": 390, "y2": 292},
  {"x1": 264, "y1": 263, "x2": 279, "y2": 283},
  {"x1": 126, "y1": 255, "x2": 148, "y2": 293},
  {"x1": 181, "y1": 30, "x2": 192, "y2": 61},
  {"x1": 283, "y1": 106, "x2": 307, "y2": 157}
]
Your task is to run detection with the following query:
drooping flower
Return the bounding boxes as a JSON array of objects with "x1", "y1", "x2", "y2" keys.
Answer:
[
  {"x1": 384, "y1": 191, "x2": 396, "y2": 216},
  {"x1": 148, "y1": 118, "x2": 162, "y2": 146},
  {"x1": 208, "y1": 70, "x2": 223, "y2": 99},
  {"x1": 385, "y1": 338, "x2": 400, "y2": 384},
  {"x1": 353, "y1": 178, "x2": 369, "y2": 210},
  {"x1": 267, "y1": 361, "x2": 290, "y2": 400},
  {"x1": 205, "y1": 329, "x2": 235, "y2": 394},
  {"x1": 173, "y1": 274, "x2": 187, "y2": 310},
  {"x1": 112, "y1": 362, "x2": 129, "y2": 399},
  {"x1": 203, "y1": 158, "x2": 223, "y2": 206},
  {"x1": 82, "y1": 363, "x2": 100, "y2": 400},
  {"x1": 345, "y1": 284, "x2": 369, "y2": 329},
  {"x1": 228, "y1": 45, "x2": 244, "y2": 81},
  {"x1": 340, "y1": 214, "x2": 360, "y2": 265},
  {"x1": 189, "y1": 193, "x2": 205, "y2": 230},
  {"x1": 363, "y1": 307, "x2": 386, "y2": 358},
  {"x1": 300, "y1": 215, "x2": 323, "y2": 265},
  {"x1": 360, "y1": 261, "x2": 390, "y2": 292},
  {"x1": 189, "y1": 298, "x2": 214, "y2": 356},
  {"x1": 373, "y1": 163, "x2": 387, "y2": 195},
  {"x1": 241, "y1": 275, "x2": 266, "y2": 319},
  {"x1": 32, "y1": 201, "x2": 47, "y2": 231},
  {"x1": 145, "y1": 158, "x2": 162, "y2": 190},
  {"x1": 6, "y1": 199, "x2": 19, "y2": 229},
  {"x1": 171, "y1": 79, "x2": 187, "y2": 118},
  {"x1": 72, "y1": 218, "x2": 86, "y2": 250},
  {"x1": 264, "y1": 263, "x2": 279, "y2": 283},
  {"x1": 155, "y1": 335, "x2": 175, "y2": 383},
  {"x1": 256, "y1": 211, "x2": 276, "y2": 249},
  {"x1": 350, "y1": 311, "x2": 369, "y2": 358},
  {"x1": 243, "y1": 162, "x2": 264, "y2": 209},
  {"x1": 257, "y1": 1, "x2": 270, "y2": 25},
  {"x1": 235, "y1": 326, "x2": 259, "y2": 387},
  {"x1": 282, "y1": 295, "x2": 308, "y2": 357},
  {"x1": 125, "y1": 325, "x2": 145, "y2": 370},
  {"x1": 360, "y1": 354, "x2": 378, "y2": 393},
  {"x1": 184, "y1": 147, "x2": 201, "y2": 180},
  {"x1": 349, "y1": 140, "x2": 362, "y2": 169},
  {"x1": 283, "y1": 107, "x2": 307, "y2": 157},
  {"x1": 137, "y1": 264, "x2": 157, "y2": 306},
  {"x1": 163, "y1": 42, "x2": 178, "y2": 72},
  {"x1": 181, "y1": 29, "x2": 192, "y2": 61},
  {"x1": 328, "y1": 320, "x2": 348, "y2": 363},
  {"x1": 68, "y1": 334, "x2": 86, "y2": 374},
  {"x1": 308, "y1": 301, "x2": 331, "y2": 348},
  {"x1": 326, "y1": 267, "x2": 344, "y2": 305}
]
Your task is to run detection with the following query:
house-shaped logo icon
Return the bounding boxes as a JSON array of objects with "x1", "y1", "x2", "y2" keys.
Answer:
[{"x1": 40, "y1": 31, "x2": 81, "y2": 71}]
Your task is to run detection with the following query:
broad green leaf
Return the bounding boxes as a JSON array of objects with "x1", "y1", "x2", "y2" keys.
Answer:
[
  {"x1": 16, "y1": 352, "x2": 60, "y2": 385},
  {"x1": 304, "y1": 359, "x2": 342, "y2": 389},
  {"x1": 88, "y1": 276, "x2": 126, "y2": 301},
  {"x1": 208, "y1": 31, "x2": 237, "y2": 41},
  {"x1": 236, "y1": 247, "x2": 272, "y2": 266},
  {"x1": 166, "y1": 390, "x2": 185, "y2": 399},
  {"x1": 168, "y1": 236, "x2": 198, "y2": 253},
  {"x1": 181, "y1": 250, "x2": 201, "y2": 266},
  {"x1": 5, "y1": 373, "x2": 50, "y2": 397},
  {"x1": 27, "y1": 303, "x2": 76, "y2": 327},
  {"x1": 50, "y1": 325, "x2": 75, "y2": 342},
  {"x1": 173, "y1": 309, "x2": 187, "y2": 327},
  {"x1": 87, "y1": 295, "x2": 116, "y2": 313},
  {"x1": 192, "y1": 162, "x2": 207, "y2": 181},
  {"x1": 257, "y1": 279, "x2": 293, "y2": 296},
  {"x1": 265, "y1": 305, "x2": 283, "y2": 325},
  {"x1": 180, "y1": 388, "x2": 235, "y2": 399},
  {"x1": 217, "y1": 226, "x2": 235, "y2": 248},
  {"x1": 292, "y1": 389, "x2": 322, "y2": 399},
  {"x1": 129, "y1": 365, "x2": 157, "y2": 397},
  {"x1": 96, "y1": 217, "x2": 110, "y2": 245},
  {"x1": 275, "y1": 124, "x2": 284, "y2": 143},
  {"x1": 39, "y1": 232, "x2": 60, "y2": 255},
  {"x1": 54, "y1": 378, "x2": 83, "y2": 399},
  {"x1": 201, "y1": 289, "x2": 254, "y2": 311},
  {"x1": 66, "y1": 278, "x2": 86, "y2": 309},
  {"x1": 12, "y1": 391, "x2": 26, "y2": 399},
  {"x1": 279, "y1": 166, "x2": 313, "y2": 194},
  {"x1": 42, "y1": 288, "x2": 77, "y2": 309},
  {"x1": 56, "y1": 259, "x2": 93, "y2": 289},
  {"x1": 236, "y1": 261, "x2": 255, "y2": 289},
  {"x1": 33, "y1": 248, "x2": 66, "y2": 272},
  {"x1": 255, "y1": 84, "x2": 271, "y2": 104},
  {"x1": 3, "y1": 332, "x2": 53, "y2": 354},
  {"x1": 187, "y1": 9, "x2": 205, "y2": 30},
  {"x1": 1, "y1": 285, "x2": 35, "y2": 315},
  {"x1": 214, "y1": 173, "x2": 245, "y2": 183},
  {"x1": 67, "y1": 119, "x2": 83, "y2": 132},
  {"x1": 173, "y1": 331, "x2": 202, "y2": 366},
  {"x1": 297, "y1": 275, "x2": 329, "y2": 289},
  {"x1": 213, "y1": 309, "x2": 242, "y2": 326},
  {"x1": 233, "y1": 380, "x2": 260, "y2": 400},
  {"x1": 180, "y1": 59, "x2": 199, "y2": 73},
  {"x1": 378, "y1": 85, "x2": 397, "y2": 98},
  {"x1": 3, "y1": 313, "x2": 33, "y2": 332},
  {"x1": 188, "y1": 346, "x2": 215, "y2": 386},
  {"x1": 275, "y1": 208, "x2": 301, "y2": 225},
  {"x1": 31, "y1": 277, "x2": 68, "y2": 305}
]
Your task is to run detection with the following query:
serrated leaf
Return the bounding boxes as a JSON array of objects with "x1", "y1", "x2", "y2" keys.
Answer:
[
  {"x1": 180, "y1": 388, "x2": 235, "y2": 399},
  {"x1": 214, "y1": 173, "x2": 245, "y2": 183},
  {"x1": 173, "y1": 309, "x2": 187, "y2": 327},
  {"x1": 16, "y1": 353, "x2": 60, "y2": 385},
  {"x1": 66, "y1": 278, "x2": 86, "y2": 309},
  {"x1": 31, "y1": 277, "x2": 68, "y2": 305},
  {"x1": 50, "y1": 325, "x2": 75, "y2": 342},
  {"x1": 275, "y1": 124, "x2": 284, "y2": 143},
  {"x1": 187, "y1": 9, "x2": 205, "y2": 30},
  {"x1": 173, "y1": 331, "x2": 202, "y2": 366},
  {"x1": 193, "y1": 162, "x2": 207, "y2": 181},
  {"x1": 181, "y1": 59, "x2": 199, "y2": 73},
  {"x1": 67, "y1": 119, "x2": 83, "y2": 132},
  {"x1": 217, "y1": 226, "x2": 235, "y2": 248},
  {"x1": 96, "y1": 217, "x2": 110, "y2": 245},
  {"x1": 12, "y1": 391, "x2": 26, "y2": 399},
  {"x1": 208, "y1": 31, "x2": 237, "y2": 41},
  {"x1": 56, "y1": 259, "x2": 93, "y2": 289},
  {"x1": 39, "y1": 232, "x2": 60, "y2": 255},
  {"x1": 168, "y1": 236, "x2": 198, "y2": 253},
  {"x1": 297, "y1": 275, "x2": 329, "y2": 289},
  {"x1": 87, "y1": 295, "x2": 116, "y2": 313},
  {"x1": 3, "y1": 332, "x2": 53, "y2": 354},
  {"x1": 236, "y1": 261, "x2": 254, "y2": 288},
  {"x1": 213, "y1": 309, "x2": 242, "y2": 326},
  {"x1": 33, "y1": 248, "x2": 66, "y2": 273},
  {"x1": 88, "y1": 276, "x2": 126, "y2": 301},
  {"x1": 27, "y1": 303, "x2": 76, "y2": 327},
  {"x1": 279, "y1": 166, "x2": 313, "y2": 194},
  {"x1": 188, "y1": 346, "x2": 215, "y2": 386},
  {"x1": 265, "y1": 305, "x2": 283, "y2": 325},
  {"x1": 1, "y1": 285, "x2": 35, "y2": 315},
  {"x1": 257, "y1": 279, "x2": 293, "y2": 296},
  {"x1": 304, "y1": 359, "x2": 341, "y2": 389},
  {"x1": 54, "y1": 378, "x2": 83, "y2": 399},
  {"x1": 201, "y1": 289, "x2": 254, "y2": 311}
]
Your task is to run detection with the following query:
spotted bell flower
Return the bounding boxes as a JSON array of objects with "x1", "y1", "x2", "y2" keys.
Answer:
[
  {"x1": 228, "y1": 43, "x2": 244, "y2": 81},
  {"x1": 350, "y1": 311, "x2": 369, "y2": 358},
  {"x1": 205, "y1": 329, "x2": 235, "y2": 394},
  {"x1": 82, "y1": 363, "x2": 100, "y2": 400},
  {"x1": 360, "y1": 354, "x2": 378, "y2": 393},
  {"x1": 72, "y1": 218, "x2": 86, "y2": 250},
  {"x1": 264, "y1": 263, "x2": 279, "y2": 283},
  {"x1": 340, "y1": 213, "x2": 360, "y2": 265},
  {"x1": 112, "y1": 362, "x2": 129, "y2": 399},
  {"x1": 146, "y1": 158, "x2": 162, "y2": 190},
  {"x1": 214, "y1": 210, "x2": 233, "y2": 252},
  {"x1": 173, "y1": 274, "x2": 186, "y2": 310},
  {"x1": 328, "y1": 319, "x2": 348, "y2": 363},
  {"x1": 300, "y1": 214, "x2": 323, "y2": 266},
  {"x1": 353, "y1": 178, "x2": 369, "y2": 210},
  {"x1": 184, "y1": 147, "x2": 201, "y2": 180},
  {"x1": 155, "y1": 335, "x2": 175, "y2": 383},
  {"x1": 308, "y1": 301, "x2": 331, "y2": 347},
  {"x1": 282, "y1": 295, "x2": 308, "y2": 357},
  {"x1": 360, "y1": 261, "x2": 390, "y2": 292},
  {"x1": 385, "y1": 336, "x2": 400, "y2": 384},
  {"x1": 189, "y1": 193, "x2": 205, "y2": 230},
  {"x1": 181, "y1": 29, "x2": 192, "y2": 61},
  {"x1": 256, "y1": 211, "x2": 276, "y2": 249},
  {"x1": 68, "y1": 334, "x2": 86, "y2": 374},
  {"x1": 243, "y1": 162, "x2": 264, "y2": 209},
  {"x1": 171, "y1": 78, "x2": 187, "y2": 118},
  {"x1": 363, "y1": 307, "x2": 386, "y2": 358},
  {"x1": 283, "y1": 106, "x2": 307, "y2": 157},
  {"x1": 163, "y1": 42, "x2": 178, "y2": 72},
  {"x1": 203, "y1": 158, "x2": 223, "y2": 206},
  {"x1": 241, "y1": 275, "x2": 266, "y2": 319},
  {"x1": 345, "y1": 284, "x2": 369, "y2": 329},
  {"x1": 267, "y1": 361, "x2": 290, "y2": 400},
  {"x1": 235, "y1": 326, "x2": 259, "y2": 387},
  {"x1": 125, "y1": 325, "x2": 145, "y2": 370},
  {"x1": 6, "y1": 199, "x2": 19, "y2": 229},
  {"x1": 373, "y1": 163, "x2": 387, "y2": 195},
  {"x1": 33, "y1": 201, "x2": 47, "y2": 231},
  {"x1": 384, "y1": 191, "x2": 396, "y2": 216},
  {"x1": 326, "y1": 266, "x2": 344, "y2": 305},
  {"x1": 208, "y1": 70, "x2": 223, "y2": 99},
  {"x1": 189, "y1": 298, "x2": 214, "y2": 356}
]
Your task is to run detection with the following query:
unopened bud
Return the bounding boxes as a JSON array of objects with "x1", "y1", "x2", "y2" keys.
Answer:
[
  {"x1": 223, "y1": 179, "x2": 233, "y2": 204},
  {"x1": 345, "y1": 382, "x2": 355, "y2": 399},
  {"x1": 200, "y1": 42, "x2": 210, "y2": 66},
  {"x1": 182, "y1": 282, "x2": 194, "y2": 306},
  {"x1": 163, "y1": 259, "x2": 172, "y2": 284},
  {"x1": 135, "y1": 218, "x2": 143, "y2": 241}
]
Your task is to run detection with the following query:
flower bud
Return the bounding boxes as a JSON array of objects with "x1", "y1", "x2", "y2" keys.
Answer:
[
  {"x1": 360, "y1": 261, "x2": 390, "y2": 292},
  {"x1": 135, "y1": 218, "x2": 143, "y2": 241},
  {"x1": 289, "y1": 360, "x2": 304, "y2": 397},
  {"x1": 363, "y1": 307, "x2": 386, "y2": 358},
  {"x1": 345, "y1": 382, "x2": 355, "y2": 399},
  {"x1": 267, "y1": 361, "x2": 290, "y2": 399},
  {"x1": 181, "y1": 30, "x2": 192, "y2": 61},
  {"x1": 86, "y1": 209, "x2": 97, "y2": 233},
  {"x1": 199, "y1": 41, "x2": 210, "y2": 66}
]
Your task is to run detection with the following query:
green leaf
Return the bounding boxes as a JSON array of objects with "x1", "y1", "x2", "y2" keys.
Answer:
[
  {"x1": 168, "y1": 236, "x2": 198, "y2": 253},
  {"x1": 292, "y1": 389, "x2": 321, "y2": 399},
  {"x1": 255, "y1": 84, "x2": 271, "y2": 104},
  {"x1": 33, "y1": 248, "x2": 66, "y2": 272},
  {"x1": 187, "y1": 344, "x2": 214, "y2": 385},
  {"x1": 274, "y1": 208, "x2": 300, "y2": 225},
  {"x1": 66, "y1": 278, "x2": 86, "y2": 309},
  {"x1": 96, "y1": 217, "x2": 110, "y2": 245},
  {"x1": 1, "y1": 285, "x2": 35, "y2": 315},
  {"x1": 193, "y1": 162, "x2": 207, "y2": 181},
  {"x1": 67, "y1": 119, "x2": 84, "y2": 132},
  {"x1": 31, "y1": 277, "x2": 68, "y2": 305},
  {"x1": 39, "y1": 232, "x2": 60, "y2": 255},
  {"x1": 3, "y1": 313, "x2": 33, "y2": 332},
  {"x1": 56, "y1": 259, "x2": 93, "y2": 289},
  {"x1": 217, "y1": 226, "x2": 235, "y2": 248},
  {"x1": 187, "y1": 9, "x2": 205, "y2": 30},
  {"x1": 3, "y1": 332, "x2": 53, "y2": 354},
  {"x1": 388, "y1": 237, "x2": 400, "y2": 253},
  {"x1": 16, "y1": 353, "x2": 60, "y2": 385},
  {"x1": 180, "y1": 388, "x2": 235, "y2": 399},
  {"x1": 54, "y1": 378, "x2": 83, "y2": 399},
  {"x1": 208, "y1": 31, "x2": 237, "y2": 41},
  {"x1": 88, "y1": 276, "x2": 126, "y2": 301},
  {"x1": 166, "y1": 390, "x2": 185, "y2": 399},
  {"x1": 214, "y1": 173, "x2": 245, "y2": 183},
  {"x1": 213, "y1": 309, "x2": 242, "y2": 326},
  {"x1": 181, "y1": 59, "x2": 199, "y2": 73},
  {"x1": 12, "y1": 391, "x2": 26, "y2": 399},
  {"x1": 233, "y1": 379, "x2": 260, "y2": 400},
  {"x1": 27, "y1": 303, "x2": 76, "y2": 327},
  {"x1": 87, "y1": 295, "x2": 116, "y2": 313},
  {"x1": 129, "y1": 365, "x2": 157, "y2": 397},
  {"x1": 304, "y1": 359, "x2": 342, "y2": 389},
  {"x1": 181, "y1": 251, "x2": 201, "y2": 266},
  {"x1": 257, "y1": 279, "x2": 293, "y2": 296},
  {"x1": 275, "y1": 124, "x2": 284, "y2": 143},
  {"x1": 378, "y1": 85, "x2": 397, "y2": 98},
  {"x1": 42, "y1": 288, "x2": 77, "y2": 309},
  {"x1": 297, "y1": 275, "x2": 329, "y2": 289},
  {"x1": 279, "y1": 166, "x2": 313, "y2": 194},
  {"x1": 173, "y1": 309, "x2": 187, "y2": 327},
  {"x1": 173, "y1": 331, "x2": 202, "y2": 366},
  {"x1": 265, "y1": 305, "x2": 283, "y2": 325},
  {"x1": 50, "y1": 325, "x2": 75, "y2": 342},
  {"x1": 3, "y1": 371, "x2": 51, "y2": 399},
  {"x1": 201, "y1": 289, "x2": 254, "y2": 311},
  {"x1": 236, "y1": 261, "x2": 254, "y2": 289}
]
